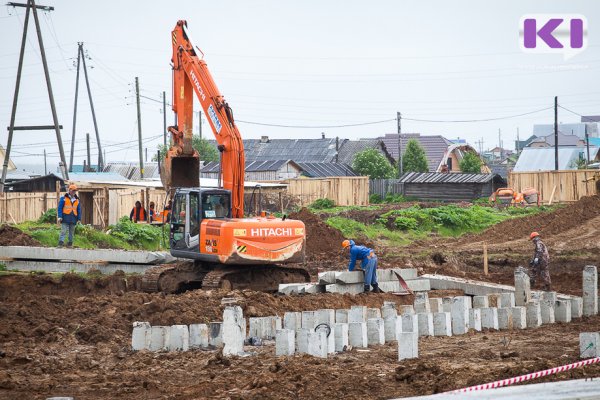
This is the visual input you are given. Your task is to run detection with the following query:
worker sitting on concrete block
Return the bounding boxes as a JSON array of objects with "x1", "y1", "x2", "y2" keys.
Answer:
[
  {"x1": 529, "y1": 232, "x2": 551, "y2": 291},
  {"x1": 342, "y1": 239, "x2": 382, "y2": 293}
]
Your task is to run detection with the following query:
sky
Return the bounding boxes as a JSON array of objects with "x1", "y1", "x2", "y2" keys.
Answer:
[{"x1": 0, "y1": 0, "x2": 599, "y2": 173}]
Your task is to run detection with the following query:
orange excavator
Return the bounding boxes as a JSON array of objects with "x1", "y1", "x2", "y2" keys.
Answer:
[{"x1": 142, "y1": 20, "x2": 309, "y2": 293}]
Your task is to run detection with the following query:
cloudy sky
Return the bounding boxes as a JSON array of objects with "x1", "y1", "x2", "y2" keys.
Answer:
[{"x1": 0, "y1": 0, "x2": 598, "y2": 172}]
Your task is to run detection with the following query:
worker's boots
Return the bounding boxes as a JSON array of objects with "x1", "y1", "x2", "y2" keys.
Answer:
[
  {"x1": 66, "y1": 242, "x2": 73, "y2": 248},
  {"x1": 363, "y1": 285, "x2": 371, "y2": 293},
  {"x1": 371, "y1": 283, "x2": 384, "y2": 293}
]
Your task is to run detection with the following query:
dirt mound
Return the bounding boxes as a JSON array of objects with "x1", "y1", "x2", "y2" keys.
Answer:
[
  {"x1": 289, "y1": 208, "x2": 346, "y2": 258},
  {"x1": 459, "y1": 195, "x2": 600, "y2": 244},
  {"x1": 0, "y1": 224, "x2": 42, "y2": 246}
]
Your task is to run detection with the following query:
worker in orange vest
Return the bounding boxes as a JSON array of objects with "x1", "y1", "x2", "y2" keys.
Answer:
[
  {"x1": 57, "y1": 184, "x2": 81, "y2": 247},
  {"x1": 129, "y1": 201, "x2": 147, "y2": 223}
]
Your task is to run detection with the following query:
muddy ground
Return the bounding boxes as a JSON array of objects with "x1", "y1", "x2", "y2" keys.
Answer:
[{"x1": 2, "y1": 197, "x2": 600, "y2": 399}]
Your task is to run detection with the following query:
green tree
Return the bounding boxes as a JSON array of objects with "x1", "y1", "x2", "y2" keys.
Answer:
[
  {"x1": 459, "y1": 151, "x2": 483, "y2": 173},
  {"x1": 153, "y1": 136, "x2": 219, "y2": 162},
  {"x1": 352, "y1": 149, "x2": 396, "y2": 179},
  {"x1": 402, "y1": 139, "x2": 429, "y2": 173}
]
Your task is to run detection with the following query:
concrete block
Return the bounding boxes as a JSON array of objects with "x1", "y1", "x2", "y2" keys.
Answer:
[
  {"x1": 442, "y1": 297, "x2": 453, "y2": 313},
  {"x1": 583, "y1": 266, "x2": 598, "y2": 316},
  {"x1": 367, "y1": 308, "x2": 381, "y2": 319},
  {"x1": 473, "y1": 295, "x2": 489, "y2": 309},
  {"x1": 580, "y1": 332, "x2": 600, "y2": 359},
  {"x1": 316, "y1": 309, "x2": 335, "y2": 325},
  {"x1": 348, "y1": 322, "x2": 368, "y2": 348},
  {"x1": 401, "y1": 313, "x2": 419, "y2": 333},
  {"x1": 325, "y1": 283, "x2": 363, "y2": 294},
  {"x1": 335, "y1": 271, "x2": 364, "y2": 284},
  {"x1": 301, "y1": 311, "x2": 317, "y2": 330},
  {"x1": 249, "y1": 316, "x2": 280, "y2": 339},
  {"x1": 149, "y1": 326, "x2": 170, "y2": 351},
  {"x1": 0, "y1": 245, "x2": 173, "y2": 264},
  {"x1": 429, "y1": 298, "x2": 443, "y2": 313},
  {"x1": 349, "y1": 306, "x2": 367, "y2": 323},
  {"x1": 500, "y1": 292, "x2": 516, "y2": 308},
  {"x1": 222, "y1": 306, "x2": 244, "y2": 356},
  {"x1": 381, "y1": 303, "x2": 398, "y2": 320},
  {"x1": 469, "y1": 308, "x2": 482, "y2": 331},
  {"x1": 433, "y1": 312, "x2": 452, "y2": 337},
  {"x1": 481, "y1": 308, "x2": 499, "y2": 330},
  {"x1": 367, "y1": 318, "x2": 385, "y2": 345},
  {"x1": 398, "y1": 332, "x2": 419, "y2": 360},
  {"x1": 555, "y1": 300, "x2": 572, "y2": 323},
  {"x1": 307, "y1": 330, "x2": 328, "y2": 358},
  {"x1": 377, "y1": 279, "x2": 431, "y2": 293},
  {"x1": 414, "y1": 292, "x2": 430, "y2": 313},
  {"x1": 540, "y1": 301, "x2": 555, "y2": 325},
  {"x1": 514, "y1": 266, "x2": 531, "y2": 306},
  {"x1": 571, "y1": 297, "x2": 583, "y2": 318},
  {"x1": 167, "y1": 325, "x2": 189, "y2": 352},
  {"x1": 488, "y1": 294, "x2": 503, "y2": 308},
  {"x1": 417, "y1": 313, "x2": 434, "y2": 337},
  {"x1": 526, "y1": 302, "x2": 542, "y2": 328},
  {"x1": 278, "y1": 283, "x2": 308, "y2": 295},
  {"x1": 301, "y1": 284, "x2": 325, "y2": 294},
  {"x1": 296, "y1": 328, "x2": 311, "y2": 354},
  {"x1": 511, "y1": 307, "x2": 527, "y2": 329},
  {"x1": 275, "y1": 329, "x2": 295, "y2": 356},
  {"x1": 209, "y1": 322, "x2": 223, "y2": 347},
  {"x1": 423, "y1": 273, "x2": 515, "y2": 296},
  {"x1": 451, "y1": 296, "x2": 470, "y2": 335},
  {"x1": 497, "y1": 308, "x2": 513, "y2": 330},
  {"x1": 318, "y1": 271, "x2": 336, "y2": 284},
  {"x1": 384, "y1": 316, "x2": 402, "y2": 342},
  {"x1": 377, "y1": 268, "x2": 418, "y2": 282},
  {"x1": 542, "y1": 291, "x2": 558, "y2": 304},
  {"x1": 335, "y1": 309, "x2": 348, "y2": 323},
  {"x1": 283, "y1": 312, "x2": 302, "y2": 332},
  {"x1": 189, "y1": 323, "x2": 209, "y2": 349},
  {"x1": 334, "y1": 323, "x2": 349, "y2": 352},
  {"x1": 400, "y1": 305, "x2": 415, "y2": 315},
  {"x1": 315, "y1": 322, "x2": 335, "y2": 354},
  {"x1": 131, "y1": 321, "x2": 151, "y2": 351}
]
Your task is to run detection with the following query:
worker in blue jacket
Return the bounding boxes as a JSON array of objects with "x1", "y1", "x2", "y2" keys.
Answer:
[
  {"x1": 342, "y1": 239, "x2": 383, "y2": 293},
  {"x1": 57, "y1": 184, "x2": 81, "y2": 247}
]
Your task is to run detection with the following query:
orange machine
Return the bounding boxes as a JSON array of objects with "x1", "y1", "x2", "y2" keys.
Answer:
[
  {"x1": 143, "y1": 21, "x2": 309, "y2": 293},
  {"x1": 489, "y1": 187, "x2": 540, "y2": 207}
]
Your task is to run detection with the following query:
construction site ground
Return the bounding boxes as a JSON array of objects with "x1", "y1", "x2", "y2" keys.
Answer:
[{"x1": 2, "y1": 196, "x2": 600, "y2": 399}]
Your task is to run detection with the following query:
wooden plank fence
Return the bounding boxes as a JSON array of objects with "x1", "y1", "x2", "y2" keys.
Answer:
[
  {"x1": 508, "y1": 170, "x2": 599, "y2": 203},
  {"x1": 287, "y1": 177, "x2": 369, "y2": 206}
]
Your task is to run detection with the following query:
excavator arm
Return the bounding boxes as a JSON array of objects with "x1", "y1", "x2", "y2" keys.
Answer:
[{"x1": 162, "y1": 20, "x2": 245, "y2": 217}]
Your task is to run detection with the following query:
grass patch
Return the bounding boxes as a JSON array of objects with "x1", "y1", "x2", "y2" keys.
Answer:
[
  {"x1": 326, "y1": 216, "x2": 411, "y2": 246},
  {"x1": 309, "y1": 204, "x2": 382, "y2": 215}
]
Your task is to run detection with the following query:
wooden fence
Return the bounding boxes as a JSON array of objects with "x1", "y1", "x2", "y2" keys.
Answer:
[
  {"x1": 508, "y1": 170, "x2": 599, "y2": 203},
  {"x1": 369, "y1": 179, "x2": 404, "y2": 197},
  {"x1": 287, "y1": 177, "x2": 369, "y2": 206}
]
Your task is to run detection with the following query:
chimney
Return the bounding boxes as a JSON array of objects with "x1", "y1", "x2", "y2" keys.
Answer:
[
  {"x1": 260, "y1": 135, "x2": 269, "y2": 143},
  {"x1": 321, "y1": 132, "x2": 325, "y2": 139}
]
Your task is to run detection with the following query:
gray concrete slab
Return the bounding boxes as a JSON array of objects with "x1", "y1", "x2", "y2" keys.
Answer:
[
  {"x1": 395, "y1": 378, "x2": 600, "y2": 399},
  {"x1": 0, "y1": 245, "x2": 174, "y2": 264},
  {"x1": 4, "y1": 260, "x2": 151, "y2": 275}
]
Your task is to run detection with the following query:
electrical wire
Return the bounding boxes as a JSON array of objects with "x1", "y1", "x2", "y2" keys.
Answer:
[
  {"x1": 236, "y1": 118, "x2": 396, "y2": 129},
  {"x1": 558, "y1": 105, "x2": 598, "y2": 123},
  {"x1": 402, "y1": 107, "x2": 554, "y2": 123}
]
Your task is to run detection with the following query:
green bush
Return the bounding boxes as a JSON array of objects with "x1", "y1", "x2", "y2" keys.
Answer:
[
  {"x1": 384, "y1": 193, "x2": 407, "y2": 203},
  {"x1": 38, "y1": 208, "x2": 57, "y2": 224},
  {"x1": 109, "y1": 216, "x2": 163, "y2": 248},
  {"x1": 310, "y1": 198, "x2": 335, "y2": 210},
  {"x1": 0, "y1": 263, "x2": 6, "y2": 271},
  {"x1": 369, "y1": 194, "x2": 383, "y2": 204},
  {"x1": 394, "y1": 216, "x2": 418, "y2": 230}
]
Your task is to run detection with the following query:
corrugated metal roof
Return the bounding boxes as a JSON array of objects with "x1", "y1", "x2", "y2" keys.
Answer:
[
  {"x1": 513, "y1": 147, "x2": 600, "y2": 172},
  {"x1": 296, "y1": 162, "x2": 356, "y2": 177},
  {"x1": 2, "y1": 169, "x2": 41, "y2": 181},
  {"x1": 399, "y1": 172, "x2": 499, "y2": 184},
  {"x1": 209, "y1": 138, "x2": 339, "y2": 163},
  {"x1": 529, "y1": 133, "x2": 584, "y2": 147},
  {"x1": 69, "y1": 172, "x2": 131, "y2": 182},
  {"x1": 534, "y1": 123, "x2": 587, "y2": 138},
  {"x1": 381, "y1": 134, "x2": 452, "y2": 173},
  {"x1": 103, "y1": 162, "x2": 160, "y2": 180},
  {"x1": 336, "y1": 139, "x2": 394, "y2": 166},
  {"x1": 201, "y1": 159, "x2": 293, "y2": 173}
]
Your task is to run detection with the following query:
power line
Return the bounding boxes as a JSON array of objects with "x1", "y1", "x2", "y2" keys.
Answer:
[
  {"x1": 557, "y1": 105, "x2": 597, "y2": 122},
  {"x1": 236, "y1": 118, "x2": 396, "y2": 129},
  {"x1": 402, "y1": 107, "x2": 553, "y2": 123}
]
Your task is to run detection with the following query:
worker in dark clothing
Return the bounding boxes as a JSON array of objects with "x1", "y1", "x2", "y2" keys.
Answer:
[
  {"x1": 529, "y1": 232, "x2": 551, "y2": 291},
  {"x1": 343, "y1": 239, "x2": 383, "y2": 293},
  {"x1": 129, "y1": 201, "x2": 147, "y2": 223}
]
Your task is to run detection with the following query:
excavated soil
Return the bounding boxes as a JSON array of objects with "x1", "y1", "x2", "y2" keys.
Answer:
[{"x1": 0, "y1": 224, "x2": 41, "y2": 247}]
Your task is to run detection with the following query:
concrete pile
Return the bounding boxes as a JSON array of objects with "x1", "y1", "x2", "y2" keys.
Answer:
[{"x1": 278, "y1": 268, "x2": 430, "y2": 295}]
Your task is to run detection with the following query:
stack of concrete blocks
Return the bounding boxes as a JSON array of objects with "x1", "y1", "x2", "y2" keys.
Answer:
[
  {"x1": 189, "y1": 323, "x2": 209, "y2": 349},
  {"x1": 571, "y1": 297, "x2": 584, "y2": 319},
  {"x1": 497, "y1": 308, "x2": 513, "y2": 330},
  {"x1": 222, "y1": 306, "x2": 245, "y2": 356},
  {"x1": 511, "y1": 307, "x2": 527, "y2": 329},
  {"x1": 168, "y1": 325, "x2": 189, "y2": 351},
  {"x1": 275, "y1": 329, "x2": 295, "y2": 356},
  {"x1": 433, "y1": 312, "x2": 452, "y2": 336},
  {"x1": 348, "y1": 306, "x2": 368, "y2": 348},
  {"x1": 334, "y1": 323, "x2": 349, "y2": 352},
  {"x1": 526, "y1": 301, "x2": 542, "y2": 328},
  {"x1": 382, "y1": 302, "x2": 401, "y2": 343},
  {"x1": 398, "y1": 332, "x2": 419, "y2": 360},
  {"x1": 451, "y1": 296, "x2": 471, "y2": 335},
  {"x1": 580, "y1": 332, "x2": 600, "y2": 359},
  {"x1": 278, "y1": 283, "x2": 325, "y2": 295},
  {"x1": 540, "y1": 292, "x2": 556, "y2": 325},
  {"x1": 209, "y1": 322, "x2": 223, "y2": 347},
  {"x1": 316, "y1": 309, "x2": 336, "y2": 354},
  {"x1": 367, "y1": 318, "x2": 385, "y2": 345},
  {"x1": 249, "y1": 316, "x2": 282, "y2": 340},
  {"x1": 583, "y1": 266, "x2": 598, "y2": 317},
  {"x1": 132, "y1": 322, "x2": 151, "y2": 351},
  {"x1": 307, "y1": 330, "x2": 328, "y2": 358},
  {"x1": 149, "y1": 326, "x2": 170, "y2": 351},
  {"x1": 480, "y1": 308, "x2": 499, "y2": 330},
  {"x1": 514, "y1": 267, "x2": 532, "y2": 307},
  {"x1": 417, "y1": 312, "x2": 434, "y2": 337},
  {"x1": 555, "y1": 300, "x2": 572, "y2": 323}
]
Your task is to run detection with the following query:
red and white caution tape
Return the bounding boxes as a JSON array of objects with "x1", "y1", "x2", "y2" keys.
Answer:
[{"x1": 449, "y1": 357, "x2": 600, "y2": 394}]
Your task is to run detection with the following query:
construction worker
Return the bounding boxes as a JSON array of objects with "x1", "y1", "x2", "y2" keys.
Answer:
[
  {"x1": 129, "y1": 201, "x2": 146, "y2": 223},
  {"x1": 529, "y1": 232, "x2": 551, "y2": 291},
  {"x1": 57, "y1": 184, "x2": 81, "y2": 248},
  {"x1": 342, "y1": 239, "x2": 383, "y2": 293}
]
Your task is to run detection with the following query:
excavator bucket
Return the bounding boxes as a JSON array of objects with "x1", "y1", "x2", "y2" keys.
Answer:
[{"x1": 160, "y1": 152, "x2": 200, "y2": 190}]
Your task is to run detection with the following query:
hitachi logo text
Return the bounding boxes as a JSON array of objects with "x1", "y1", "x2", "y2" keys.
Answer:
[
  {"x1": 189, "y1": 70, "x2": 206, "y2": 101},
  {"x1": 250, "y1": 228, "x2": 292, "y2": 237}
]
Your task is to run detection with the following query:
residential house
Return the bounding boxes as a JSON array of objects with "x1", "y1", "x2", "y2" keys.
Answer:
[
  {"x1": 399, "y1": 172, "x2": 506, "y2": 202},
  {"x1": 336, "y1": 138, "x2": 395, "y2": 166},
  {"x1": 515, "y1": 135, "x2": 538, "y2": 152},
  {"x1": 526, "y1": 133, "x2": 586, "y2": 148},
  {"x1": 201, "y1": 160, "x2": 303, "y2": 181},
  {"x1": 513, "y1": 147, "x2": 600, "y2": 172},
  {"x1": 533, "y1": 122, "x2": 599, "y2": 140},
  {"x1": 3, "y1": 173, "x2": 65, "y2": 192}
]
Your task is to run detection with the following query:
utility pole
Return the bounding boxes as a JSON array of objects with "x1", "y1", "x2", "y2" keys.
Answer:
[
  {"x1": 198, "y1": 110, "x2": 202, "y2": 139},
  {"x1": 554, "y1": 96, "x2": 558, "y2": 171},
  {"x1": 162, "y1": 91, "x2": 167, "y2": 148},
  {"x1": 586, "y1": 128, "x2": 590, "y2": 168},
  {"x1": 516, "y1": 128, "x2": 520, "y2": 153},
  {"x1": 86, "y1": 133, "x2": 91, "y2": 172},
  {"x1": 397, "y1": 112, "x2": 403, "y2": 177},
  {"x1": 135, "y1": 77, "x2": 144, "y2": 179},
  {"x1": 69, "y1": 43, "x2": 81, "y2": 172},
  {"x1": 1, "y1": 0, "x2": 68, "y2": 192},
  {"x1": 80, "y1": 42, "x2": 103, "y2": 170},
  {"x1": 43, "y1": 149, "x2": 47, "y2": 175}
]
